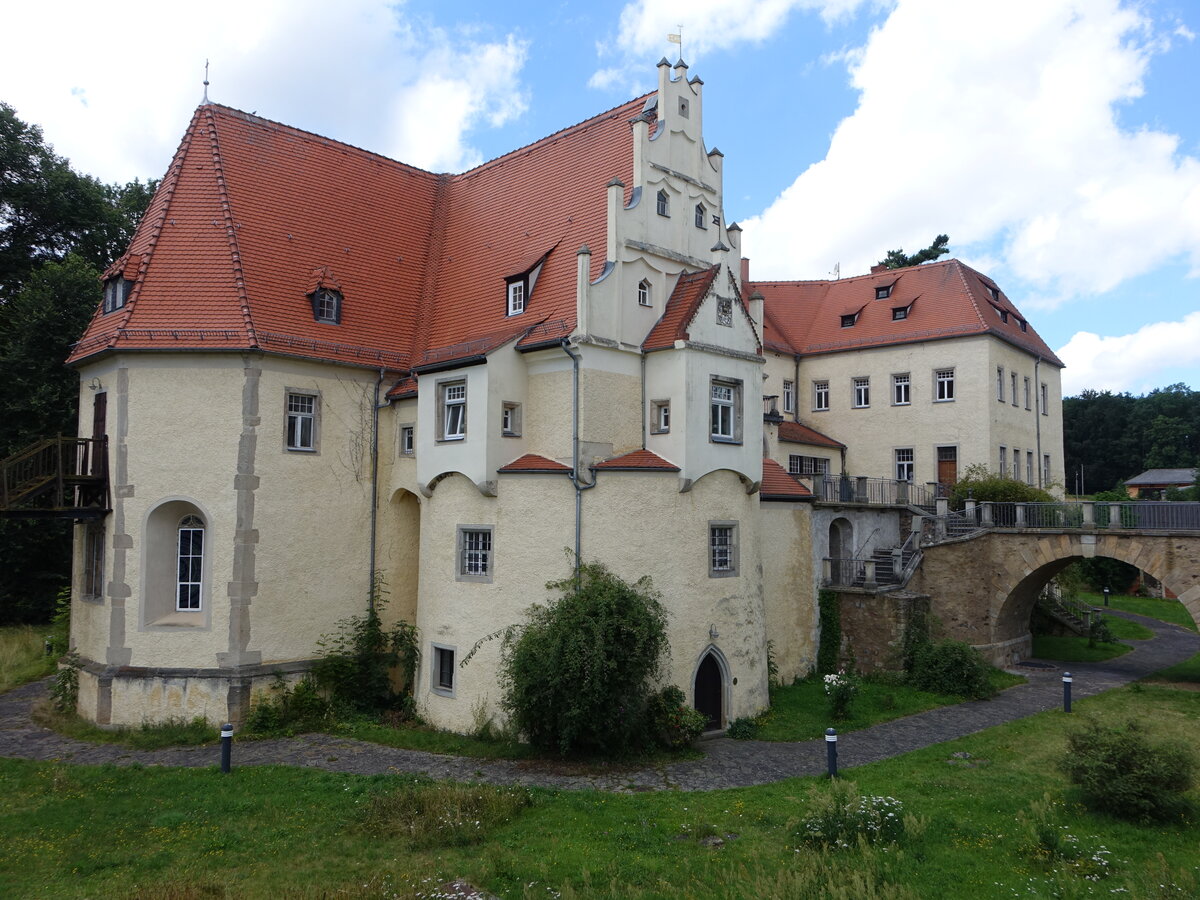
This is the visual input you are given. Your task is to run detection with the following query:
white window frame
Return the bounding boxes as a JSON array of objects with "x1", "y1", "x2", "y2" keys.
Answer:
[
  {"x1": 501, "y1": 402, "x2": 521, "y2": 437},
  {"x1": 637, "y1": 279, "x2": 651, "y2": 307},
  {"x1": 439, "y1": 380, "x2": 467, "y2": 441},
  {"x1": 1043, "y1": 454, "x2": 1051, "y2": 485},
  {"x1": 656, "y1": 189, "x2": 669, "y2": 217},
  {"x1": 996, "y1": 367, "x2": 1005, "y2": 402},
  {"x1": 1011, "y1": 372, "x2": 1019, "y2": 407},
  {"x1": 1023, "y1": 377, "x2": 1032, "y2": 410},
  {"x1": 709, "y1": 377, "x2": 742, "y2": 443},
  {"x1": 895, "y1": 448, "x2": 914, "y2": 482},
  {"x1": 852, "y1": 377, "x2": 870, "y2": 409},
  {"x1": 285, "y1": 390, "x2": 318, "y2": 452},
  {"x1": 506, "y1": 280, "x2": 526, "y2": 316},
  {"x1": 813, "y1": 380, "x2": 830, "y2": 412},
  {"x1": 1013, "y1": 447, "x2": 1021, "y2": 479},
  {"x1": 1041, "y1": 383, "x2": 1049, "y2": 415},
  {"x1": 708, "y1": 521, "x2": 738, "y2": 578},
  {"x1": 311, "y1": 288, "x2": 341, "y2": 323},
  {"x1": 935, "y1": 368, "x2": 955, "y2": 402},
  {"x1": 103, "y1": 278, "x2": 131, "y2": 314},
  {"x1": 789, "y1": 455, "x2": 829, "y2": 476},
  {"x1": 456, "y1": 526, "x2": 493, "y2": 583},
  {"x1": 999, "y1": 445, "x2": 1008, "y2": 477},
  {"x1": 892, "y1": 373, "x2": 911, "y2": 406},
  {"x1": 431, "y1": 643, "x2": 456, "y2": 697},
  {"x1": 176, "y1": 514, "x2": 204, "y2": 611},
  {"x1": 782, "y1": 380, "x2": 795, "y2": 414},
  {"x1": 399, "y1": 424, "x2": 415, "y2": 456},
  {"x1": 650, "y1": 399, "x2": 671, "y2": 434}
]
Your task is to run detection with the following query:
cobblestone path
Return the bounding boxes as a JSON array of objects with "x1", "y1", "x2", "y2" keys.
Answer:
[{"x1": 2, "y1": 611, "x2": 1195, "y2": 792}]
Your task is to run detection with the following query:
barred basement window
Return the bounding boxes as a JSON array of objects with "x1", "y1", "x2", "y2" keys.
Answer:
[
  {"x1": 709, "y1": 522, "x2": 738, "y2": 577},
  {"x1": 457, "y1": 527, "x2": 493, "y2": 582}
]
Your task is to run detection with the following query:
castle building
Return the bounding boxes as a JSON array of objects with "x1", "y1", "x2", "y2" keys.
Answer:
[{"x1": 66, "y1": 61, "x2": 1064, "y2": 730}]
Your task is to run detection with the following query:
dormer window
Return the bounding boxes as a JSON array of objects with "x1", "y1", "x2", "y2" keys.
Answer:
[
  {"x1": 892, "y1": 305, "x2": 910, "y2": 321},
  {"x1": 987, "y1": 285, "x2": 1000, "y2": 301},
  {"x1": 506, "y1": 280, "x2": 526, "y2": 316},
  {"x1": 875, "y1": 284, "x2": 893, "y2": 300},
  {"x1": 1019, "y1": 319, "x2": 1028, "y2": 332},
  {"x1": 311, "y1": 288, "x2": 342, "y2": 323},
  {"x1": 841, "y1": 313, "x2": 858, "y2": 328},
  {"x1": 695, "y1": 203, "x2": 707, "y2": 229},
  {"x1": 656, "y1": 190, "x2": 669, "y2": 217},
  {"x1": 999, "y1": 309, "x2": 1009, "y2": 324},
  {"x1": 103, "y1": 278, "x2": 131, "y2": 314},
  {"x1": 637, "y1": 279, "x2": 651, "y2": 307}
]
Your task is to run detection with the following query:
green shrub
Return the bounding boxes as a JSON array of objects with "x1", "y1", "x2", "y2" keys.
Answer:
[
  {"x1": 360, "y1": 778, "x2": 533, "y2": 848},
  {"x1": 647, "y1": 686, "x2": 706, "y2": 749},
  {"x1": 1061, "y1": 719, "x2": 1196, "y2": 823},
  {"x1": 244, "y1": 674, "x2": 333, "y2": 735},
  {"x1": 1016, "y1": 793, "x2": 1115, "y2": 880},
  {"x1": 726, "y1": 716, "x2": 760, "y2": 740},
  {"x1": 908, "y1": 639, "x2": 994, "y2": 700},
  {"x1": 49, "y1": 651, "x2": 81, "y2": 714},
  {"x1": 949, "y1": 463, "x2": 1055, "y2": 509},
  {"x1": 500, "y1": 561, "x2": 669, "y2": 756},
  {"x1": 823, "y1": 671, "x2": 861, "y2": 720},
  {"x1": 795, "y1": 779, "x2": 924, "y2": 850}
]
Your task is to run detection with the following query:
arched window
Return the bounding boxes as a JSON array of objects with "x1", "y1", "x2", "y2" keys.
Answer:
[
  {"x1": 695, "y1": 203, "x2": 707, "y2": 229},
  {"x1": 176, "y1": 515, "x2": 204, "y2": 610},
  {"x1": 656, "y1": 189, "x2": 669, "y2": 217},
  {"x1": 637, "y1": 279, "x2": 651, "y2": 307}
]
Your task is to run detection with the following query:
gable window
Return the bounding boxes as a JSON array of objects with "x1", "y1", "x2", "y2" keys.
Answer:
[
  {"x1": 311, "y1": 288, "x2": 342, "y2": 323},
  {"x1": 656, "y1": 189, "x2": 669, "y2": 217},
  {"x1": 286, "y1": 391, "x2": 318, "y2": 451},
  {"x1": 501, "y1": 402, "x2": 521, "y2": 436},
  {"x1": 431, "y1": 644, "x2": 456, "y2": 696},
  {"x1": 399, "y1": 424, "x2": 415, "y2": 456},
  {"x1": 875, "y1": 284, "x2": 892, "y2": 300},
  {"x1": 1023, "y1": 377, "x2": 1031, "y2": 410},
  {"x1": 709, "y1": 522, "x2": 738, "y2": 577},
  {"x1": 840, "y1": 313, "x2": 857, "y2": 328},
  {"x1": 439, "y1": 381, "x2": 467, "y2": 441},
  {"x1": 789, "y1": 455, "x2": 829, "y2": 476},
  {"x1": 782, "y1": 380, "x2": 795, "y2": 414},
  {"x1": 892, "y1": 305, "x2": 909, "y2": 320},
  {"x1": 716, "y1": 297, "x2": 733, "y2": 327},
  {"x1": 176, "y1": 515, "x2": 204, "y2": 611},
  {"x1": 1011, "y1": 372, "x2": 1019, "y2": 407},
  {"x1": 506, "y1": 280, "x2": 525, "y2": 316},
  {"x1": 813, "y1": 380, "x2": 830, "y2": 411},
  {"x1": 892, "y1": 373, "x2": 910, "y2": 406},
  {"x1": 935, "y1": 368, "x2": 955, "y2": 402},
  {"x1": 103, "y1": 278, "x2": 131, "y2": 314},
  {"x1": 456, "y1": 526, "x2": 493, "y2": 582},
  {"x1": 895, "y1": 448, "x2": 914, "y2": 482},
  {"x1": 637, "y1": 279, "x2": 651, "y2": 307},
  {"x1": 650, "y1": 399, "x2": 671, "y2": 434},
  {"x1": 852, "y1": 377, "x2": 870, "y2": 409},
  {"x1": 996, "y1": 367, "x2": 1005, "y2": 402},
  {"x1": 83, "y1": 524, "x2": 105, "y2": 601},
  {"x1": 695, "y1": 203, "x2": 707, "y2": 229},
  {"x1": 710, "y1": 378, "x2": 741, "y2": 443}
]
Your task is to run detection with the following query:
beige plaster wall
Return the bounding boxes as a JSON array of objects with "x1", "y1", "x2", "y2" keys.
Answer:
[{"x1": 760, "y1": 502, "x2": 817, "y2": 682}]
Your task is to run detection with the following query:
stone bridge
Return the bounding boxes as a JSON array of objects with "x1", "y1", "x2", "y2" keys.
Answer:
[{"x1": 909, "y1": 528, "x2": 1200, "y2": 665}]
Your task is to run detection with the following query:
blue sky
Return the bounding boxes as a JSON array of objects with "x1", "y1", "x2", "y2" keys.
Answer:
[{"x1": 5, "y1": 0, "x2": 1198, "y2": 396}]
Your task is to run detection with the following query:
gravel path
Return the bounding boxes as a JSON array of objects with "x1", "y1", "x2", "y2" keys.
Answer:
[{"x1": 2, "y1": 611, "x2": 1195, "y2": 792}]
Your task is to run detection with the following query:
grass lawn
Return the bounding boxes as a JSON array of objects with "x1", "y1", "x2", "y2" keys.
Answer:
[
  {"x1": 752, "y1": 669, "x2": 1024, "y2": 742},
  {"x1": 1, "y1": 684, "x2": 1196, "y2": 899},
  {"x1": 0, "y1": 626, "x2": 58, "y2": 694},
  {"x1": 1079, "y1": 592, "x2": 1199, "y2": 633},
  {"x1": 1031, "y1": 633, "x2": 1131, "y2": 662}
]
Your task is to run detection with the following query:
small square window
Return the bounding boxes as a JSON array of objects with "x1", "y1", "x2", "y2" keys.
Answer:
[
  {"x1": 650, "y1": 399, "x2": 671, "y2": 434},
  {"x1": 1019, "y1": 319, "x2": 1028, "y2": 332},
  {"x1": 286, "y1": 391, "x2": 318, "y2": 451},
  {"x1": 432, "y1": 644, "x2": 456, "y2": 696},
  {"x1": 988, "y1": 285, "x2": 1000, "y2": 301},
  {"x1": 457, "y1": 526, "x2": 493, "y2": 582},
  {"x1": 399, "y1": 424, "x2": 415, "y2": 455},
  {"x1": 507, "y1": 281, "x2": 526, "y2": 316},
  {"x1": 501, "y1": 402, "x2": 521, "y2": 436},
  {"x1": 709, "y1": 521, "x2": 738, "y2": 577},
  {"x1": 813, "y1": 381, "x2": 830, "y2": 411}
]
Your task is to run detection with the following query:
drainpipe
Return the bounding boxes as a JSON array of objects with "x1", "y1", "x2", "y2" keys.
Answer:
[
  {"x1": 368, "y1": 367, "x2": 386, "y2": 611},
  {"x1": 1034, "y1": 356, "x2": 1043, "y2": 489},
  {"x1": 641, "y1": 351, "x2": 648, "y2": 447},
  {"x1": 561, "y1": 340, "x2": 597, "y2": 571},
  {"x1": 793, "y1": 356, "x2": 800, "y2": 422}
]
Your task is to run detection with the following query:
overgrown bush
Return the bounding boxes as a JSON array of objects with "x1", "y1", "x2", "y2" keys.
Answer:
[
  {"x1": 1061, "y1": 719, "x2": 1196, "y2": 822},
  {"x1": 499, "y1": 561, "x2": 669, "y2": 756},
  {"x1": 949, "y1": 463, "x2": 1055, "y2": 509},
  {"x1": 726, "y1": 716, "x2": 761, "y2": 740},
  {"x1": 49, "y1": 651, "x2": 81, "y2": 714},
  {"x1": 647, "y1": 685, "x2": 706, "y2": 749},
  {"x1": 817, "y1": 589, "x2": 841, "y2": 675},
  {"x1": 796, "y1": 779, "x2": 924, "y2": 850},
  {"x1": 907, "y1": 639, "x2": 994, "y2": 700},
  {"x1": 244, "y1": 674, "x2": 333, "y2": 734},
  {"x1": 1016, "y1": 793, "x2": 1115, "y2": 881},
  {"x1": 824, "y1": 670, "x2": 860, "y2": 720}
]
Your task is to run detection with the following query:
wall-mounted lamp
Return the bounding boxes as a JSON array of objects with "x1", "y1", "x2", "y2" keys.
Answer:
[
  {"x1": 87, "y1": 377, "x2": 103, "y2": 392},
  {"x1": 709, "y1": 624, "x2": 719, "y2": 640}
]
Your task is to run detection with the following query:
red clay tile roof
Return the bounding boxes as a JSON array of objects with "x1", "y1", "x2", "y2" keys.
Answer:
[
  {"x1": 778, "y1": 420, "x2": 846, "y2": 449},
  {"x1": 70, "y1": 94, "x2": 651, "y2": 368},
  {"x1": 591, "y1": 449, "x2": 680, "y2": 471},
  {"x1": 386, "y1": 375, "x2": 418, "y2": 400},
  {"x1": 760, "y1": 457, "x2": 814, "y2": 501},
  {"x1": 752, "y1": 259, "x2": 1063, "y2": 367},
  {"x1": 498, "y1": 454, "x2": 572, "y2": 473},
  {"x1": 642, "y1": 265, "x2": 720, "y2": 351}
]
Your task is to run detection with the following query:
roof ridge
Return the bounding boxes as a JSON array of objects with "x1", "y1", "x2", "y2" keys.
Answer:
[
  {"x1": 206, "y1": 108, "x2": 258, "y2": 347},
  {"x1": 949, "y1": 258, "x2": 988, "y2": 331},
  {"x1": 453, "y1": 93, "x2": 653, "y2": 180},
  {"x1": 750, "y1": 257, "x2": 960, "y2": 288}
]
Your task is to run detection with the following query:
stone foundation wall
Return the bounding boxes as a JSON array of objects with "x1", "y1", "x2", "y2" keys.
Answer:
[{"x1": 836, "y1": 590, "x2": 930, "y2": 672}]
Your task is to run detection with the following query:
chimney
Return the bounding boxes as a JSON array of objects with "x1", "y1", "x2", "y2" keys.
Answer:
[
  {"x1": 740, "y1": 256, "x2": 751, "y2": 284},
  {"x1": 748, "y1": 290, "x2": 764, "y2": 333},
  {"x1": 576, "y1": 245, "x2": 592, "y2": 335},
  {"x1": 870, "y1": 264, "x2": 888, "y2": 274},
  {"x1": 606, "y1": 178, "x2": 623, "y2": 263}
]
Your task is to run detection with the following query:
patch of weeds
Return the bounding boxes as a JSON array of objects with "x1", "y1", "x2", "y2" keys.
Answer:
[
  {"x1": 359, "y1": 778, "x2": 534, "y2": 848},
  {"x1": 1016, "y1": 793, "x2": 1116, "y2": 881},
  {"x1": 48, "y1": 651, "x2": 81, "y2": 714},
  {"x1": 794, "y1": 779, "x2": 925, "y2": 851}
]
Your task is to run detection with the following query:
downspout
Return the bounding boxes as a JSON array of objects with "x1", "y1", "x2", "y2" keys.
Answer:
[
  {"x1": 368, "y1": 367, "x2": 386, "y2": 611},
  {"x1": 1034, "y1": 356, "x2": 1043, "y2": 489},
  {"x1": 641, "y1": 351, "x2": 648, "y2": 447},
  {"x1": 793, "y1": 355, "x2": 800, "y2": 422},
  {"x1": 561, "y1": 340, "x2": 597, "y2": 571}
]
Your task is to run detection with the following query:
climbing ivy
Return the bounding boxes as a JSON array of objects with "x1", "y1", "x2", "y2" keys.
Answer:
[{"x1": 817, "y1": 589, "x2": 841, "y2": 675}]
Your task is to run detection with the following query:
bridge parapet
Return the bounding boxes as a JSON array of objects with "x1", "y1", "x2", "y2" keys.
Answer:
[{"x1": 924, "y1": 501, "x2": 1200, "y2": 544}]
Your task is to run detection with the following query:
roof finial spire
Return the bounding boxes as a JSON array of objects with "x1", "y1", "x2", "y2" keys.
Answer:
[{"x1": 202, "y1": 59, "x2": 210, "y2": 104}]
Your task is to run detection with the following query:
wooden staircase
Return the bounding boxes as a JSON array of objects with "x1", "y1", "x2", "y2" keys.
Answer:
[{"x1": 0, "y1": 437, "x2": 110, "y2": 520}]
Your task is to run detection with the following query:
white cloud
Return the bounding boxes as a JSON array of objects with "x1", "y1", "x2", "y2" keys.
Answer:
[
  {"x1": 1057, "y1": 311, "x2": 1200, "y2": 395},
  {"x1": 740, "y1": 0, "x2": 1200, "y2": 300},
  {"x1": 1, "y1": 0, "x2": 529, "y2": 182}
]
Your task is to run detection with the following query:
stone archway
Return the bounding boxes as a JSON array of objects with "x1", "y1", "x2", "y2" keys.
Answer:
[
  {"x1": 829, "y1": 517, "x2": 853, "y2": 560},
  {"x1": 692, "y1": 645, "x2": 731, "y2": 731},
  {"x1": 384, "y1": 488, "x2": 422, "y2": 625}
]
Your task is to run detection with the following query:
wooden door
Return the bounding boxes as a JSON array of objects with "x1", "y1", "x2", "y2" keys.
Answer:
[{"x1": 936, "y1": 446, "x2": 957, "y2": 495}]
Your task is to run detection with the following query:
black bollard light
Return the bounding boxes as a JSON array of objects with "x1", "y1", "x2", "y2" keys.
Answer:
[
  {"x1": 825, "y1": 727, "x2": 838, "y2": 778},
  {"x1": 1102, "y1": 586, "x2": 1110, "y2": 607},
  {"x1": 220, "y1": 723, "x2": 233, "y2": 773},
  {"x1": 1062, "y1": 672, "x2": 1072, "y2": 713}
]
